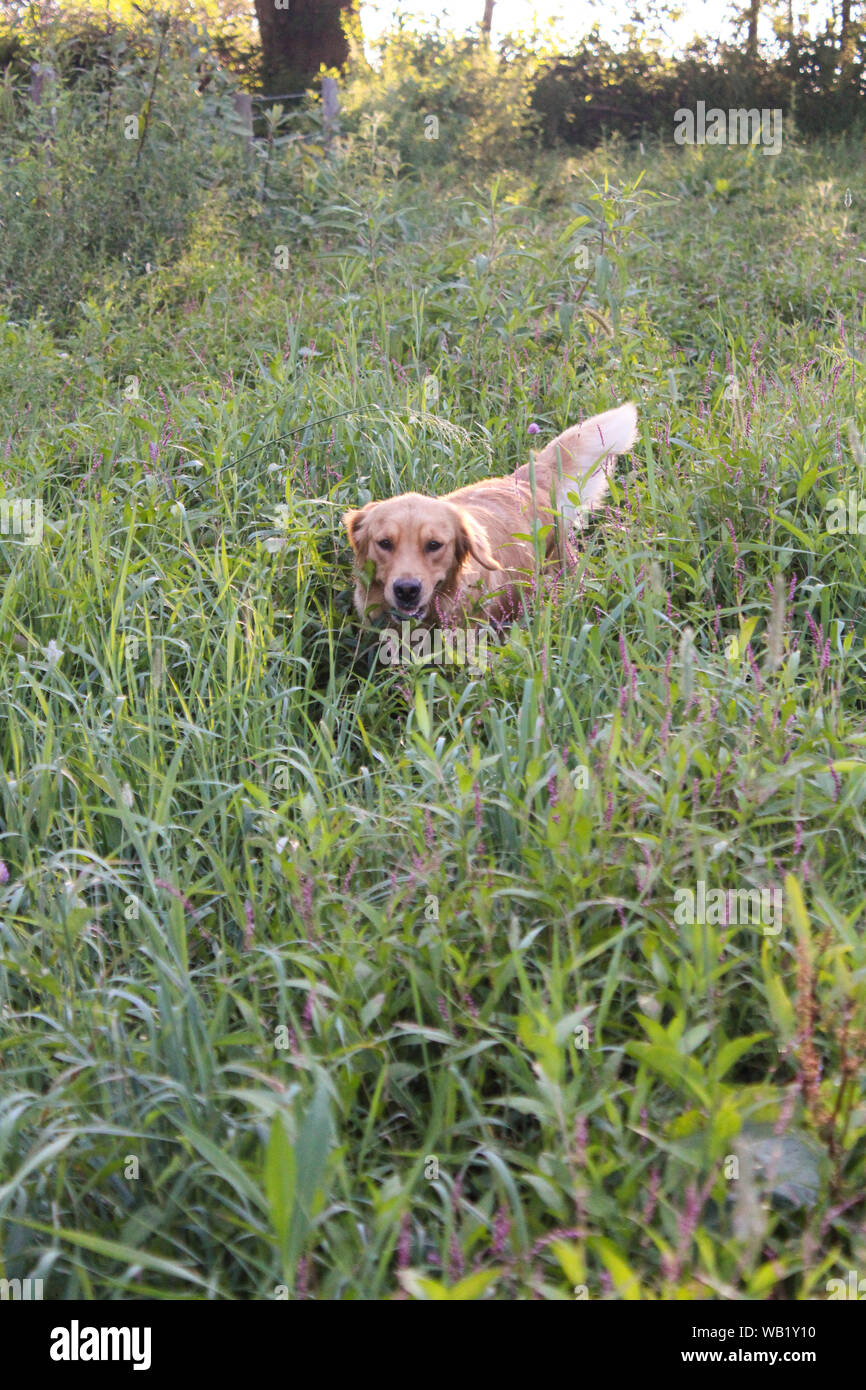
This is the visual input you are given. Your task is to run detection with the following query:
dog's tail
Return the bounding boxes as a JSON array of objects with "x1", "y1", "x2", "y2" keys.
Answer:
[{"x1": 530, "y1": 402, "x2": 638, "y2": 524}]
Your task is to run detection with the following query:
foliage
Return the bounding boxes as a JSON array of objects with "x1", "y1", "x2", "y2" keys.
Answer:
[
  {"x1": 338, "y1": 17, "x2": 545, "y2": 170},
  {"x1": 0, "y1": 9, "x2": 257, "y2": 328},
  {"x1": 532, "y1": 31, "x2": 866, "y2": 148}
]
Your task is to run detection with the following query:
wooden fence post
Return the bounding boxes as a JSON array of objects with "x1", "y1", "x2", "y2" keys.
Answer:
[
  {"x1": 29, "y1": 62, "x2": 56, "y2": 151},
  {"x1": 30, "y1": 62, "x2": 55, "y2": 106},
  {"x1": 233, "y1": 90, "x2": 254, "y2": 146},
  {"x1": 321, "y1": 76, "x2": 338, "y2": 148}
]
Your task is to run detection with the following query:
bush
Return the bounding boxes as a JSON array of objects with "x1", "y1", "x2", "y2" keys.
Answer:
[
  {"x1": 0, "y1": 7, "x2": 256, "y2": 328},
  {"x1": 532, "y1": 31, "x2": 866, "y2": 148},
  {"x1": 339, "y1": 19, "x2": 545, "y2": 171}
]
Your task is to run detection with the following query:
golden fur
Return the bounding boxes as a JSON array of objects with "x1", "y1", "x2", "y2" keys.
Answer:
[{"x1": 343, "y1": 404, "x2": 638, "y2": 626}]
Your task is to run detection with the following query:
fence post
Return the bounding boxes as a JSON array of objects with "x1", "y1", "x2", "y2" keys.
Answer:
[
  {"x1": 29, "y1": 62, "x2": 56, "y2": 152},
  {"x1": 321, "y1": 76, "x2": 338, "y2": 148},
  {"x1": 30, "y1": 63, "x2": 57, "y2": 122},
  {"x1": 233, "y1": 91, "x2": 254, "y2": 146}
]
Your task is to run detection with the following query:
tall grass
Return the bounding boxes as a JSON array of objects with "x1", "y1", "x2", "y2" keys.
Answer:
[{"x1": 1, "y1": 58, "x2": 865, "y2": 1297}]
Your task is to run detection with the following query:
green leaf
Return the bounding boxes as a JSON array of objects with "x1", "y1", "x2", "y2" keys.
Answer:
[
  {"x1": 398, "y1": 1267, "x2": 502, "y2": 1300},
  {"x1": 712, "y1": 1033, "x2": 769, "y2": 1081},
  {"x1": 265, "y1": 1113, "x2": 297, "y2": 1259},
  {"x1": 0, "y1": 1133, "x2": 76, "y2": 1209},
  {"x1": 551, "y1": 1240, "x2": 585, "y2": 1286},
  {"x1": 398, "y1": 1270, "x2": 451, "y2": 1300},
  {"x1": 447, "y1": 1268, "x2": 503, "y2": 1299},
  {"x1": 785, "y1": 874, "x2": 810, "y2": 941},
  {"x1": 10, "y1": 1218, "x2": 211, "y2": 1290},
  {"x1": 361, "y1": 991, "x2": 386, "y2": 1027},
  {"x1": 762, "y1": 940, "x2": 796, "y2": 1041},
  {"x1": 414, "y1": 683, "x2": 431, "y2": 739},
  {"x1": 626, "y1": 1042, "x2": 710, "y2": 1106},
  {"x1": 182, "y1": 1125, "x2": 268, "y2": 1215},
  {"x1": 591, "y1": 1237, "x2": 641, "y2": 1299},
  {"x1": 291, "y1": 1073, "x2": 333, "y2": 1255}
]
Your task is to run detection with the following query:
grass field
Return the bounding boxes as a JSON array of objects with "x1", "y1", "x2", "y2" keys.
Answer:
[{"x1": 1, "y1": 112, "x2": 866, "y2": 1299}]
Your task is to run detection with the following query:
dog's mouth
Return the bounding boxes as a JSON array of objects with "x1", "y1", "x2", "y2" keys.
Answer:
[
  {"x1": 386, "y1": 580, "x2": 445, "y2": 623},
  {"x1": 389, "y1": 602, "x2": 428, "y2": 622}
]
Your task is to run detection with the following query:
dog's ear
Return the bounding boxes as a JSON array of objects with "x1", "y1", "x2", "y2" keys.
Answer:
[
  {"x1": 342, "y1": 502, "x2": 375, "y2": 559},
  {"x1": 451, "y1": 505, "x2": 502, "y2": 571}
]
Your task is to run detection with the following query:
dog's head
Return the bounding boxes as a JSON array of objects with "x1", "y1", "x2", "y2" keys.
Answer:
[{"x1": 343, "y1": 492, "x2": 500, "y2": 623}]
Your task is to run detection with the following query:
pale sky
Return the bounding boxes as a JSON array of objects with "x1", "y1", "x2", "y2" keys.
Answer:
[{"x1": 359, "y1": 1, "x2": 820, "y2": 54}]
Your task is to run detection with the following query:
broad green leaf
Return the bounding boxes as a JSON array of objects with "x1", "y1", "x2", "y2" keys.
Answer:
[
  {"x1": 264, "y1": 1113, "x2": 297, "y2": 1255},
  {"x1": 785, "y1": 874, "x2": 810, "y2": 941},
  {"x1": 591, "y1": 1237, "x2": 641, "y2": 1300},
  {"x1": 713, "y1": 1033, "x2": 769, "y2": 1082},
  {"x1": 414, "y1": 684, "x2": 431, "y2": 739}
]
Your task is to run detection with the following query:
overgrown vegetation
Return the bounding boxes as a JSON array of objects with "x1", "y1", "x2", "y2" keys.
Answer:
[{"x1": 0, "y1": 8, "x2": 865, "y2": 1300}]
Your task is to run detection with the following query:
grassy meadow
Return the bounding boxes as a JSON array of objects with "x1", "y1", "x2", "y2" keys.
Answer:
[{"x1": 1, "y1": 51, "x2": 866, "y2": 1299}]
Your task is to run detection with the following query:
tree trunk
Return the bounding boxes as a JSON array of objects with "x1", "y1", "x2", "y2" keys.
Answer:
[
  {"x1": 786, "y1": 0, "x2": 796, "y2": 68},
  {"x1": 253, "y1": 0, "x2": 356, "y2": 94},
  {"x1": 481, "y1": 0, "x2": 495, "y2": 37},
  {"x1": 840, "y1": 0, "x2": 857, "y2": 76},
  {"x1": 746, "y1": 0, "x2": 760, "y2": 58}
]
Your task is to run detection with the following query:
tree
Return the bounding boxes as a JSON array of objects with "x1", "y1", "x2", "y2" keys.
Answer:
[
  {"x1": 253, "y1": 0, "x2": 357, "y2": 93},
  {"x1": 745, "y1": 0, "x2": 760, "y2": 58},
  {"x1": 839, "y1": 0, "x2": 859, "y2": 77},
  {"x1": 481, "y1": 0, "x2": 495, "y2": 37}
]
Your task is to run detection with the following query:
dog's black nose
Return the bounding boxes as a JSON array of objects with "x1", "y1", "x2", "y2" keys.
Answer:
[{"x1": 393, "y1": 579, "x2": 422, "y2": 607}]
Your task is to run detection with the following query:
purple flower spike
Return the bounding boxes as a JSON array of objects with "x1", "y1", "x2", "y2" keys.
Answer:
[{"x1": 528, "y1": 422, "x2": 540, "y2": 435}]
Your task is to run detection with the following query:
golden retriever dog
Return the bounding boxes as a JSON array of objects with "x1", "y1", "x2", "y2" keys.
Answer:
[{"x1": 343, "y1": 403, "x2": 638, "y2": 627}]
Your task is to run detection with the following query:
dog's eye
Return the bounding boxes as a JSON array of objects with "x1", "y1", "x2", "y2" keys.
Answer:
[
  {"x1": 377, "y1": 538, "x2": 393, "y2": 551},
  {"x1": 425, "y1": 540, "x2": 443, "y2": 553}
]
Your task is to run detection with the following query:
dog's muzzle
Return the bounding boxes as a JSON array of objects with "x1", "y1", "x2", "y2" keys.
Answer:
[{"x1": 389, "y1": 579, "x2": 427, "y2": 621}]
